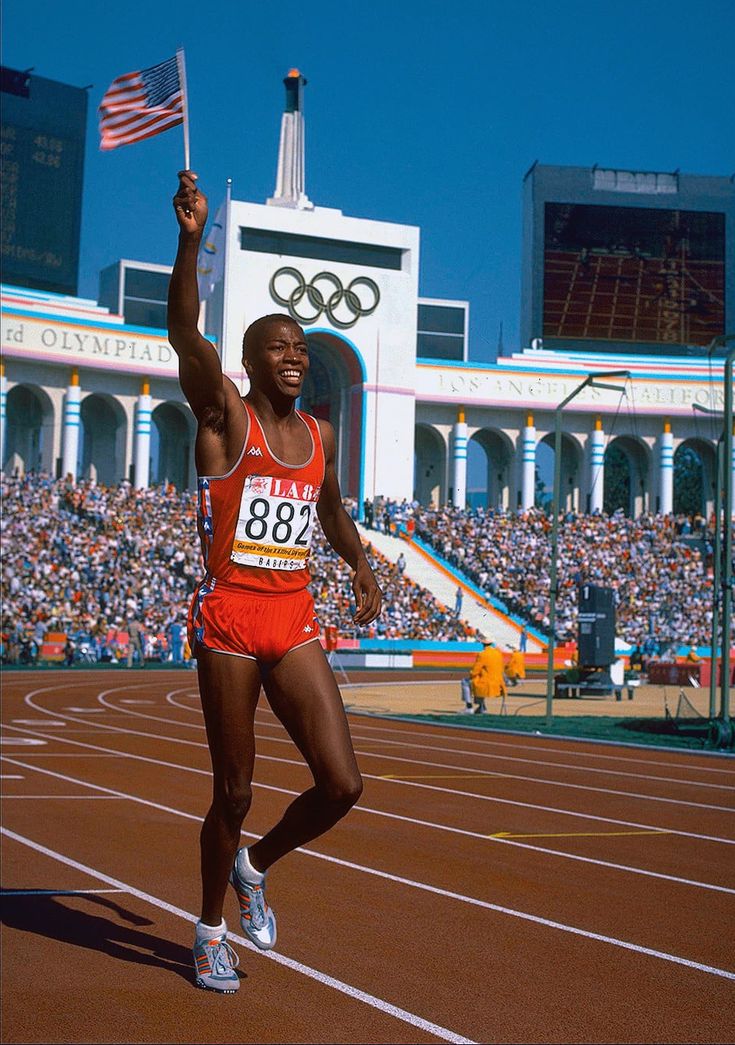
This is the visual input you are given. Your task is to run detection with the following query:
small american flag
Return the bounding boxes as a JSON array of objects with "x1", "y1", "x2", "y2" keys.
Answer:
[{"x1": 98, "y1": 54, "x2": 184, "y2": 150}]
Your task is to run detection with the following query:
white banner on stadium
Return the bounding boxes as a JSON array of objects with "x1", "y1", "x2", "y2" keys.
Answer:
[
  {"x1": 1, "y1": 312, "x2": 180, "y2": 376},
  {"x1": 416, "y1": 365, "x2": 725, "y2": 414}
]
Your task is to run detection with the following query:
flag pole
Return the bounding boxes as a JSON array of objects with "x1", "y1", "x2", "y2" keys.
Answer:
[
  {"x1": 223, "y1": 177, "x2": 233, "y2": 371},
  {"x1": 176, "y1": 47, "x2": 190, "y2": 171}
]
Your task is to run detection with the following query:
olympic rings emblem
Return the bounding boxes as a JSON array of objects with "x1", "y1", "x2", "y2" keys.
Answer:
[{"x1": 269, "y1": 267, "x2": 380, "y2": 329}]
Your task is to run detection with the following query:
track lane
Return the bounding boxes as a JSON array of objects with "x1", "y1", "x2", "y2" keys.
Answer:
[
  {"x1": 33, "y1": 681, "x2": 733, "y2": 843},
  {"x1": 3, "y1": 756, "x2": 735, "y2": 1045},
  {"x1": 3, "y1": 731, "x2": 735, "y2": 974},
  {"x1": 2, "y1": 832, "x2": 460, "y2": 1045},
  {"x1": 9, "y1": 684, "x2": 735, "y2": 868},
  {"x1": 8, "y1": 721, "x2": 735, "y2": 903},
  {"x1": 89, "y1": 683, "x2": 735, "y2": 809},
  {"x1": 3, "y1": 672, "x2": 735, "y2": 1044}
]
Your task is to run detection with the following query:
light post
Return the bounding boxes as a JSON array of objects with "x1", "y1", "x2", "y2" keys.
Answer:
[
  {"x1": 544, "y1": 371, "x2": 630, "y2": 728},
  {"x1": 692, "y1": 405, "x2": 723, "y2": 722},
  {"x1": 693, "y1": 333, "x2": 734, "y2": 745},
  {"x1": 720, "y1": 340, "x2": 734, "y2": 730}
]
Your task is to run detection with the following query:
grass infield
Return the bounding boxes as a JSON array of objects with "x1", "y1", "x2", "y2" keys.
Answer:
[{"x1": 394, "y1": 712, "x2": 726, "y2": 752}]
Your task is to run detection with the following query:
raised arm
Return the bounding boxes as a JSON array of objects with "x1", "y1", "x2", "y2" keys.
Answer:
[
  {"x1": 167, "y1": 171, "x2": 226, "y2": 421},
  {"x1": 316, "y1": 421, "x2": 382, "y2": 625}
]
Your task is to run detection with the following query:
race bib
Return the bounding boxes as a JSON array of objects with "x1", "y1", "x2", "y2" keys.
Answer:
[{"x1": 231, "y1": 475, "x2": 321, "y2": 570}]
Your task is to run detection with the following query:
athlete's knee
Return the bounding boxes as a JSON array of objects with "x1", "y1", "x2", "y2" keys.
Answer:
[
  {"x1": 319, "y1": 771, "x2": 363, "y2": 810},
  {"x1": 214, "y1": 777, "x2": 253, "y2": 823}
]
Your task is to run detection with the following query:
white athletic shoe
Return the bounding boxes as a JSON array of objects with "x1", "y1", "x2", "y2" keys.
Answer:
[
  {"x1": 193, "y1": 929, "x2": 240, "y2": 993},
  {"x1": 230, "y1": 848, "x2": 277, "y2": 951}
]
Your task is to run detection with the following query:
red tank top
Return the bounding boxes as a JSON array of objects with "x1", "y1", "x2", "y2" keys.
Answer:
[{"x1": 196, "y1": 401, "x2": 325, "y2": 594}]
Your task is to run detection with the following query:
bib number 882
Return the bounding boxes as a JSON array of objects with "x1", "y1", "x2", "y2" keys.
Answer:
[{"x1": 244, "y1": 498, "x2": 312, "y2": 545}]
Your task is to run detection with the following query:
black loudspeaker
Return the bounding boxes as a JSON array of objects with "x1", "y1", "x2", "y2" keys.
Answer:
[{"x1": 577, "y1": 585, "x2": 615, "y2": 667}]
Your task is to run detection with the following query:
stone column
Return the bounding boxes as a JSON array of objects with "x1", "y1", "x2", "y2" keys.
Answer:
[
  {"x1": 521, "y1": 413, "x2": 536, "y2": 510},
  {"x1": 134, "y1": 380, "x2": 152, "y2": 489},
  {"x1": 0, "y1": 362, "x2": 7, "y2": 470},
  {"x1": 61, "y1": 368, "x2": 81, "y2": 481},
  {"x1": 659, "y1": 419, "x2": 674, "y2": 515},
  {"x1": 451, "y1": 408, "x2": 468, "y2": 508},
  {"x1": 589, "y1": 417, "x2": 605, "y2": 514}
]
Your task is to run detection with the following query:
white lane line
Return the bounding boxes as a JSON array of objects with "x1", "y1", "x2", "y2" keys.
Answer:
[
  {"x1": 12, "y1": 719, "x2": 66, "y2": 727},
  {"x1": 2, "y1": 770, "x2": 733, "y2": 985},
  {"x1": 2, "y1": 888, "x2": 124, "y2": 895},
  {"x1": 4, "y1": 731, "x2": 122, "y2": 738},
  {"x1": 329, "y1": 731, "x2": 735, "y2": 792},
  {"x1": 0, "y1": 738, "x2": 46, "y2": 746},
  {"x1": 6, "y1": 724, "x2": 735, "y2": 893},
  {"x1": 95, "y1": 694, "x2": 735, "y2": 814},
  {"x1": 169, "y1": 691, "x2": 735, "y2": 787},
  {"x1": 1, "y1": 774, "x2": 24, "y2": 779},
  {"x1": 12, "y1": 676, "x2": 735, "y2": 777},
  {"x1": 2, "y1": 826, "x2": 476, "y2": 1045},
  {"x1": 10, "y1": 708, "x2": 735, "y2": 847},
  {"x1": 3, "y1": 795, "x2": 126, "y2": 799},
  {"x1": 178, "y1": 694, "x2": 735, "y2": 793},
  {"x1": 119, "y1": 700, "x2": 156, "y2": 705},
  {"x1": 270, "y1": 708, "x2": 735, "y2": 777},
  {"x1": 30, "y1": 681, "x2": 735, "y2": 798},
  {"x1": 64, "y1": 707, "x2": 109, "y2": 713},
  {"x1": 255, "y1": 717, "x2": 735, "y2": 793}
]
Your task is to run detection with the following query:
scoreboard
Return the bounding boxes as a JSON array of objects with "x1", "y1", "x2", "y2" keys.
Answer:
[
  {"x1": 542, "y1": 202, "x2": 725, "y2": 348},
  {"x1": 1, "y1": 67, "x2": 87, "y2": 296}
]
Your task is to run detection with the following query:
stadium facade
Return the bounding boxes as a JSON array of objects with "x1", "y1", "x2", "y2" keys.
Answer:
[{"x1": 1, "y1": 70, "x2": 733, "y2": 518}]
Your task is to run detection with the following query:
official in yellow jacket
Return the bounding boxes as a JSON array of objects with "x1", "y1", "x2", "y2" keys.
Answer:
[
  {"x1": 505, "y1": 648, "x2": 526, "y2": 686},
  {"x1": 470, "y1": 638, "x2": 507, "y2": 712}
]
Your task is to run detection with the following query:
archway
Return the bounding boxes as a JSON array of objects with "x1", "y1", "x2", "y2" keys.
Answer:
[
  {"x1": 468, "y1": 428, "x2": 513, "y2": 509},
  {"x1": 301, "y1": 330, "x2": 364, "y2": 499},
  {"x1": 4, "y1": 384, "x2": 54, "y2": 475},
  {"x1": 79, "y1": 394, "x2": 126, "y2": 486},
  {"x1": 674, "y1": 439, "x2": 715, "y2": 517},
  {"x1": 604, "y1": 435, "x2": 650, "y2": 516},
  {"x1": 414, "y1": 424, "x2": 445, "y2": 507},
  {"x1": 538, "y1": 432, "x2": 583, "y2": 512},
  {"x1": 151, "y1": 402, "x2": 195, "y2": 489}
]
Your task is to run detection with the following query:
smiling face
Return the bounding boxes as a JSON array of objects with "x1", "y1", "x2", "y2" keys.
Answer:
[{"x1": 242, "y1": 315, "x2": 309, "y2": 400}]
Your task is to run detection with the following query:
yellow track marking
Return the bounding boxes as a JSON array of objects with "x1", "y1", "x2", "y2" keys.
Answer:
[
  {"x1": 487, "y1": 829, "x2": 672, "y2": 839},
  {"x1": 379, "y1": 773, "x2": 497, "y2": 780}
]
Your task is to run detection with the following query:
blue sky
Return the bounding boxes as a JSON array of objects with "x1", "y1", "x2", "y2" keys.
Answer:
[{"x1": 3, "y1": 0, "x2": 733, "y2": 363}]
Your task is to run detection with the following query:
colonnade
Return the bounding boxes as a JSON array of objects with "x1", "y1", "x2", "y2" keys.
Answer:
[
  {"x1": 56, "y1": 371, "x2": 153, "y2": 487},
  {"x1": 1, "y1": 368, "x2": 193, "y2": 489},
  {"x1": 440, "y1": 408, "x2": 730, "y2": 516}
]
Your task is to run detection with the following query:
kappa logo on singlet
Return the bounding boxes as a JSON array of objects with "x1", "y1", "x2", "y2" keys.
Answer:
[
  {"x1": 303, "y1": 624, "x2": 313, "y2": 633},
  {"x1": 247, "y1": 446, "x2": 264, "y2": 457}
]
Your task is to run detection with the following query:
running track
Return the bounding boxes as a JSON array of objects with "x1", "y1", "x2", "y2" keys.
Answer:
[{"x1": 2, "y1": 670, "x2": 734, "y2": 1044}]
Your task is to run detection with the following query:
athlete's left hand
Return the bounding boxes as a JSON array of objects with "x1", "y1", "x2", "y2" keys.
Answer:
[{"x1": 352, "y1": 561, "x2": 382, "y2": 625}]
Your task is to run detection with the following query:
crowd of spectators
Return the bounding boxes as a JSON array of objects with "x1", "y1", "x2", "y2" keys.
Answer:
[
  {"x1": 1, "y1": 473, "x2": 199, "y2": 665},
  {"x1": 409, "y1": 503, "x2": 718, "y2": 648},
  {"x1": 2, "y1": 473, "x2": 719, "y2": 662},
  {"x1": 0, "y1": 474, "x2": 475, "y2": 664}
]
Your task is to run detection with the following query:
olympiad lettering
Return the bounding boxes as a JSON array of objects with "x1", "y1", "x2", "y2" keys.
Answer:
[
  {"x1": 1, "y1": 314, "x2": 176, "y2": 371},
  {"x1": 39, "y1": 327, "x2": 172, "y2": 363}
]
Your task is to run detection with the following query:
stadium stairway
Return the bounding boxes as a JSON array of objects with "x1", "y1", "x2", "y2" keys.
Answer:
[{"x1": 355, "y1": 523, "x2": 545, "y2": 653}]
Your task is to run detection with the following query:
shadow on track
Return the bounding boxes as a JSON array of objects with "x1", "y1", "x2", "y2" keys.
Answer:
[{"x1": 0, "y1": 889, "x2": 245, "y2": 988}]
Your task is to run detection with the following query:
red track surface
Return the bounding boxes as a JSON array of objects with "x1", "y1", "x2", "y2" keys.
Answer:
[{"x1": 2, "y1": 669, "x2": 734, "y2": 1044}]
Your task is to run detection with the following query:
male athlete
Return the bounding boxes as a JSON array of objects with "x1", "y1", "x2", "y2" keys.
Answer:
[{"x1": 168, "y1": 171, "x2": 382, "y2": 993}]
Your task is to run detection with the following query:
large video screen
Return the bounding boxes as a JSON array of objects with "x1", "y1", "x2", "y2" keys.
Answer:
[
  {"x1": 1, "y1": 71, "x2": 87, "y2": 296},
  {"x1": 543, "y1": 203, "x2": 725, "y2": 347}
]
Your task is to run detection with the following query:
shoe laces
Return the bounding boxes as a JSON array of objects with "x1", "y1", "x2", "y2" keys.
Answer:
[
  {"x1": 210, "y1": 938, "x2": 239, "y2": 976},
  {"x1": 248, "y1": 884, "x2": 267, "y2": 929}
]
